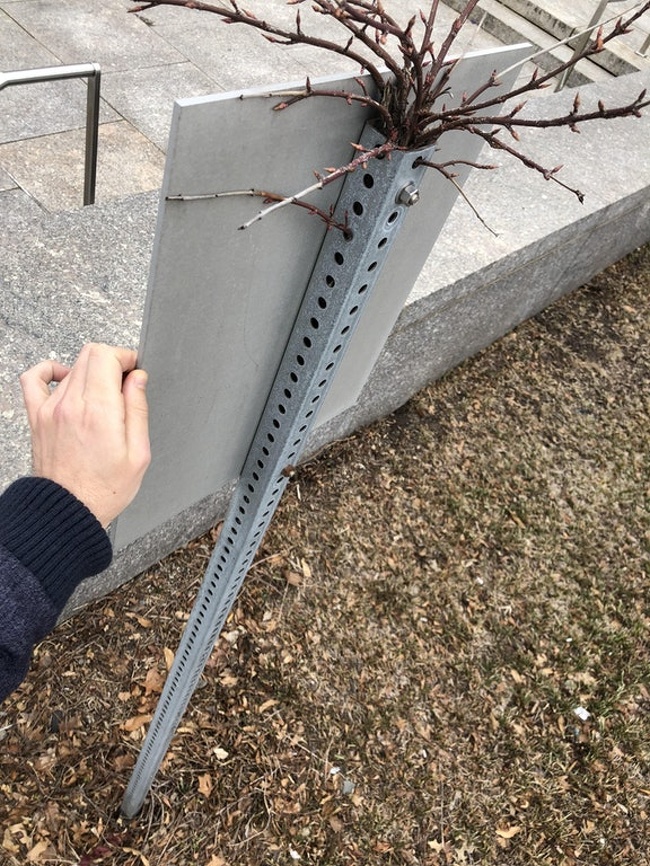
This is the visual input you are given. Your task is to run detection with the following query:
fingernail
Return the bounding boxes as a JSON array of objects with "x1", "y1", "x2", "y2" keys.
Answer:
[{"x1": 134, "y1": 370, "x2": 148, "y2": 388}]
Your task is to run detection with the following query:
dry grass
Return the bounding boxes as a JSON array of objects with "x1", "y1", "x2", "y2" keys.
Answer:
[{"x1": 1, "y1": 244, "x2": 649, "y2": 865}]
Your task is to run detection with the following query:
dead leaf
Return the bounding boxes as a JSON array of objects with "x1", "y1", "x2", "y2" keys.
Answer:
[
  {"x1": 113, "y1": 753, "x2": 135, "y2": 771},
  {"x1": 144, "y1": 667, "x2": 165, "y2": 695},
  {"x1": 27, "y1": 840, "x2": 54, "y2": 862},
  {"x1": 198, "y1": 773, "x2": 213, "y2": 797},
  {"x1": 121, "y1": 714, "x2": 152, "y2": 733},
  {"x1": 258, "y1": 699, "x2": 279, "y2": 713},
  {"x1": 496, "y1": 825, "x2": 521, "y2": 839},
  {"x1": 163, "y1": 647, "x2": 175, "y2": 670},
  {"x1": 127, "y1": 613, "x2": 153, "y2": 628},
  {"x1": 2, "y1": 828, "x2": 19, "y2": 854}
]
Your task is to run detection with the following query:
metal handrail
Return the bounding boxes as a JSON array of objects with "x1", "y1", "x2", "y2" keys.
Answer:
[
  {"x1": 0, "y1": 62, "x2": 101, "y2": 206},
  {"x1": 638, "y1": 30, "x2": 650, "y2": 56},
  {"x1": 556, "y1": 0, "x2": 631, "y2": 90}
]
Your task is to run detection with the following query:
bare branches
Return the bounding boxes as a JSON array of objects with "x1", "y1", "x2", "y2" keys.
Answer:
[
  {"x1": 237, "y1": 139, "x2": 394, "y2": 229},
  {"x1": 170, "y1": 187, "x2": 352, "y2": 232},
  {"x1": 130, "y1": 0, "x2": 650, "y2": 223},
  {"x1": 130, "y1": 0, "x2": 388, "y2": 91},
  {"x1": 165, "y1": 140, "x2": 396, "y2": 231}
]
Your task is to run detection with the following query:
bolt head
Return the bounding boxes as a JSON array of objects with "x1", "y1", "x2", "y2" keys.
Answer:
[{"x1": 397, "y1": 183, "x2": 420, "y2": 207}]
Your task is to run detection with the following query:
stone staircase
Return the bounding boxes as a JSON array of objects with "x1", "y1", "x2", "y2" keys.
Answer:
[{"x1": 445, "y1": 0, "x2": 650, "y2": 86}]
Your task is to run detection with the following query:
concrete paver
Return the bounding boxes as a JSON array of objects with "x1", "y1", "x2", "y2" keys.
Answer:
[
  {"x1": 4, "y1": 0, "x2": 185, "y2": 73},
  {"x1": 0, "y1": 165, "x2": 16, "y2": 190},
  {"x1": 0, "y1": 120, "x2": 165, "y2": 211},
  {"x1": 100, "y1": 61, "x2": 218, "y2": 151}
]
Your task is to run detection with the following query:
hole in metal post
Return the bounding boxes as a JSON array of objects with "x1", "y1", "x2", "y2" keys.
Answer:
[
  {"x1": 334, "y1": 252, "x2": 344, "y2": 265},
  {"x1": 363, "y1": 173, "x2": 374, "y2": 188}
]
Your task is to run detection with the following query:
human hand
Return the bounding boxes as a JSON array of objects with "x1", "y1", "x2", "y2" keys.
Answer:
[{"x1": 20, "y1": 343, "x2": 151, "y2": 528}]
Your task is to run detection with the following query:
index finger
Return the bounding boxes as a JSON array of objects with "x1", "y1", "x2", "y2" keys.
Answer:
[
  {"x1": 20, "y1": 360, "x2": 71, "y2": 426},
  {"x1": 70, "y1": 344, "x2": 139, "y2": 402}
]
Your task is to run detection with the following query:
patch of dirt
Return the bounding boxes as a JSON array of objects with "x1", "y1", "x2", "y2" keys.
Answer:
[{"x1": 1, "y1": 245, "x2": 649, "y2": 865}]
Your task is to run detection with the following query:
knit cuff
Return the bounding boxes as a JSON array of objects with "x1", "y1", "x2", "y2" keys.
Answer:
[{"x1": 0, "y1": 477, "x2": 113, "y2": 609}]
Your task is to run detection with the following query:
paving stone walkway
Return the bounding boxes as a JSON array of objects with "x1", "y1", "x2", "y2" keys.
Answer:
[
  {"x1": 0, "y1": 0, "x2": 501, "y2": 216},
  {"x1": 3, "y1": 0, "x2": 645, "y2": 219}
]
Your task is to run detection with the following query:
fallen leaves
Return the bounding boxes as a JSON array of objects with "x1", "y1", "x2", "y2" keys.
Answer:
[
  {"x1": 121, "y1": 714, "x2": 152, "y2": 734},
  {"x1": 198, "y1": 773, "x2": 214, "y2": 797},
  {"x1": 1, "y1": 248, "x2": 649, "y2": 864},
  {"x1": 496, "y1": 824, "x2": 521, "y2": 839}
]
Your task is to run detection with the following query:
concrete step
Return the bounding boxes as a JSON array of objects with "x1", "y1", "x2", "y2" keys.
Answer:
[
  {"x1": 498, "y1": 0, "x2": 650, "y2": 76},
  {"x1": 445, "y1": 0, "x2": 649, "y2": 86},
  {"x1": 446, "y1": 0, "x2": 612, "y2": 86}
]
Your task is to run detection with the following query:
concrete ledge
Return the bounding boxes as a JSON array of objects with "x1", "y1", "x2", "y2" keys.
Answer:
[{"x1": 0, "y1": 71, "x2": 646, "y2": 615}]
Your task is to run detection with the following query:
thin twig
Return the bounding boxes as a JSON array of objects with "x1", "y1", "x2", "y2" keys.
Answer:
[
  {"x1": 416, "y1": 158, "x2": 499, "y2": 236},
  {"x1": 237, "y1": 140, "x2": 396, "y2": 229},
  {"x1": 167, "y1": 188, "x2": 350, "y2": 232}
]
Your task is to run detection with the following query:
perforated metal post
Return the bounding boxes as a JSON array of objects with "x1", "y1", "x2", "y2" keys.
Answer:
[{"x1": 121, "y1": 123, "x2": 434, "y2": 817}]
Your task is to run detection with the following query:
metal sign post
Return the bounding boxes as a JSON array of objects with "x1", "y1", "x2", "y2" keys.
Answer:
[
  {"x1": 118, "y1": 42, "x2": 531, "y2": 817},
  {"x1": 121, "y1": 123, "x2": 435, "y2": 817}
]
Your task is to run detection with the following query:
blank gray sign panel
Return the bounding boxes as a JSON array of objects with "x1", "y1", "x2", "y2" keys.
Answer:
[{"x1": 113, "y1": 44, "x2": 530, "y2": 550}]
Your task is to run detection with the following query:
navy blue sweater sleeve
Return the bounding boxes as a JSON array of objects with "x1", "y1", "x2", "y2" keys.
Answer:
[{"x1": 0, "y1": 478, "x2": 112, "y2": 701}]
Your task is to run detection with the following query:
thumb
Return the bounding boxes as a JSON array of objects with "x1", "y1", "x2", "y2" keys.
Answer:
[{"x1": 123, "y1": 369, "x2": 151, "y2": 473}]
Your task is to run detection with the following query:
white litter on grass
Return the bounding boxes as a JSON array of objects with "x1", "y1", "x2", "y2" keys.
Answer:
[
  {"x1": 289, "y1": 848, "x2": 301, "y2": 860},
  {"x1": 574, "y1": 706, "x2": 591, "y2": 722}
]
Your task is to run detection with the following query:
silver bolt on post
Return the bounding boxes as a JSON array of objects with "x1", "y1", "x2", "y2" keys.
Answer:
[{"x1": 397, "y1": 182, "x2": 420, "y2": 207}]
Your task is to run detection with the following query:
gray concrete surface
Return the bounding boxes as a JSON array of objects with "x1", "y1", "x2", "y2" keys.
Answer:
[
  {"x1": 0, "y1": 1, "x2": 649, "y2": 613},
  {"x1": 445, "y1": 0, "x2": 649, "y2": 84}
]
